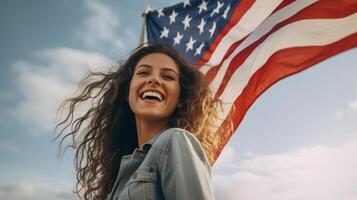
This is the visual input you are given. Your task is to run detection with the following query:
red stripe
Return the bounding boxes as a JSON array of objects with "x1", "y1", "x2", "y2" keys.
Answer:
[
  {"x1": 205, "y1": 36, "x2": 246, "y2": 83},
  {"x1": 213, "y1": 33, "x2": 357, "y2": 162},
  {"x1": 214, "y1": 0, "x2": 357, "y2": 99},
  {"x1": 273, "y1": 0, "x2": 295, "y2": 13},
  {"x1": 197, "y1": 0, "x2": 255, "y2": 67},
  {"x1": 201, "y1": 0, "x2": 294, "y2": 77}
]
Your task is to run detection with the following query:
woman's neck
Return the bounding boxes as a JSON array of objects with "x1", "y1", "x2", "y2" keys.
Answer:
[{"x1": 135, "y1": 117, "x2": 168, "y2": 146}]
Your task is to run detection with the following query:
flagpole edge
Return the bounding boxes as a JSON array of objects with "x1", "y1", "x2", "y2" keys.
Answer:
[
  {"x1": 139, "y1": 6, "x2": 152, "y2": 46},
  {"x1": 142, "y1": 5, "x2": 153, "y2": 17}
]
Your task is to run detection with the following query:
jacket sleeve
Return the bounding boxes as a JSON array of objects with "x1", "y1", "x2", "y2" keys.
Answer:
[{"x1": 159, "y1": 130, "x2": 215, "y2": 200}]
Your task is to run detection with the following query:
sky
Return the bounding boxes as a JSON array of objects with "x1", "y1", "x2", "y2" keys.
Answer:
[{"x1": 0, "y1": 0, "x2": 356, "y2": 199}]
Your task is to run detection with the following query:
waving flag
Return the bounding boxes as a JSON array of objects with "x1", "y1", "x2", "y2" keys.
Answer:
[{"x1": 144, "y1": 0, "x2": 357, "y2": 162}]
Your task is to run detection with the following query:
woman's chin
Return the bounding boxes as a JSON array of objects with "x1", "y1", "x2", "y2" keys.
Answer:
[{"x1": 135, "y1": 112, "x2": 168, "y2": 123}]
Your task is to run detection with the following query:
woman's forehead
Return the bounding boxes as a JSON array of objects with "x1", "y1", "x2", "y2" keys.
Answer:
[{"x1": 136, "y1": 53, "x2": 179, "y2": 73}]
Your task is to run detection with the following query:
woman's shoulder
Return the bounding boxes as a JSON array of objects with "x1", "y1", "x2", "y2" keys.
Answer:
[
  {"x1": 154, "y1": 127, "x2": 211, "y2": 169},
  {"x1": 153, "y1": 127, "x2": 204, "y2": 155},
  {"x1": 156, "y1": 127, "x2": 198, "y2": 144},
  {"x1": 161, "y1": 127, "x2": 192, "y2": 137}
]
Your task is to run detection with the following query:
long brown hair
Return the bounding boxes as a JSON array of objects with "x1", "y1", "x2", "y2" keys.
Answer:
[{"x1": 56, "y1": 43, "x2": 233, "y2": 200}]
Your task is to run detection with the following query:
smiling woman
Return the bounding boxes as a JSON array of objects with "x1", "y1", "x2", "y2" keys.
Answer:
[
  {"x1": 128, "y1": 53, "x2": 181, "y2": 129},
  {"x1": 55, "y1": 43, "x2": 233, "y2": 200}
]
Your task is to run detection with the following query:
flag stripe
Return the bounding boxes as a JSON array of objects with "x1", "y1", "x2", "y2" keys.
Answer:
[
  {"x1": 214, "y1": 33, "x2": 357, "y2": 159},
  {"x1": 199, "y1": 0, "x2": 284, "y2": 74},
  {"x1": 207, "y1": 0, "x2": 319, "y2": 91},
  {"x1": 215, "y1": 0, "x2": 357, "y2": 98},
  {"x1": 214, "y1": 13, "x2": 357, "y2": 133},
  {"x1": 272, "y1": 0, "x2": 297, "y2": 13}
]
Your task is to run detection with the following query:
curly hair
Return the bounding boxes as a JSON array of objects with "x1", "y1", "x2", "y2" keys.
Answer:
[{"x1": 55, "y1": 43, "x2": 233, "y2": 200}]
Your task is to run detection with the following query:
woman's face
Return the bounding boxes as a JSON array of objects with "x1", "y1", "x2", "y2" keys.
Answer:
[{"x1": 128, "y1": 53, "x2": 181, "y2": 122}]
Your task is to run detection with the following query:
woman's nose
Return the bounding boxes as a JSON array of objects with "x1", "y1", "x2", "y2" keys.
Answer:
[{"x1": 147, "y1": 74, "x2": 161, "y2": 85}]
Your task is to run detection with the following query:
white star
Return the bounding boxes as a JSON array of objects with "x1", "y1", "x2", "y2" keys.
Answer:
[
  {"x1": 197, "y1": 18, "x2": 206, "y2": 35},
  {"x1": 160, "y1": 26, "x2": 169, "y2": 38},
  {"x1": 195, "y1": 42, "x2": 205, "y2": 56},
  {"x1": 223, "y1": 5, "x2": 230, "y2": 19},
  {"x1": 210, "y1": 1, "x2": 224, "y2": 17},
  {"x1": 157, "y1": 8, "x2": 164, "y2": 18},
  {"x1": 182, "y1": 15, "x2": 192, "y2": 30},
  {"x1": 169, "y1": 10, "x2": 178, "y2": 24},
  {"x1": 198, "y1": 0, "x2": 208, "y2": 14},
  {"x1": 186, "y1": 37, "x2": 196, "y2": 52},
  {"x1": 173, "y1": 32, "x2": 183, "y2": 46},
  {"x1": 183, "y1": 0, "x2": 191, "y2": 8},
  {"x1": 209, "y1": 22, "x2": 216, "y2": 38}
]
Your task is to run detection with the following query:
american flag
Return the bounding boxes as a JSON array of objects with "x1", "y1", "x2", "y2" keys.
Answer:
[{"x1": 145, "y1": 0, "x2": 357, "y2": 162}]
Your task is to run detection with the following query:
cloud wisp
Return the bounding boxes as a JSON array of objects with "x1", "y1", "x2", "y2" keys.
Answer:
[
  {"x1": 76, "y1": 0, "x2": 125, "y2": 50},
  {"x1": 10, "y1": 47, "x2": 113, "y2": 132},
  {"x1": 335, "y1": 98, "x2": 357, "y2": 119},
  {"x1": 0, "y1": 179, "x2": 77, "y2": 200},
  {"x1": 213, "y1": 140, "x2": 357, "y2": 200},
  {"x1": 6, "y1": 1, "x2": 140, "y2": 133}
]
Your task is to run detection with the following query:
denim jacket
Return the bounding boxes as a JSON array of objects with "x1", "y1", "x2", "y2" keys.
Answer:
[{"x1": 106, "y1": 127, "x2": 215, "y2": 200}]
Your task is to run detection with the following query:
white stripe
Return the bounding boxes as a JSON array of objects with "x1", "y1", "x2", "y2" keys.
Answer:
[
  {"x1": 214, "y1": 13, "x2": 357, "y2": 131},
  {"x1": 234, "y1": 0, "x2": 318, "y2": 61},
  {"x1": 209, "y1": 0, "x2": 318, "y2": 93},
  {"x1": 199, "y1": 0, "x2": 283, "y2": 74}
]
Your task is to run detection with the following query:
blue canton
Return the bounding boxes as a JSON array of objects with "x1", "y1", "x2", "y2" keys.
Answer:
[{"x1": 146, "y1": 0, "x2": 241, "y2": 63}]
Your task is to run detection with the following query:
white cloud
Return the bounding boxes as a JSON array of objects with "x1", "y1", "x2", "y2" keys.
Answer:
[
  {"x1": 77, "y1": 0, "x2": 124, "y2": 49},
  {"x1": 10, "y1": 47, "x2": 113, "y2": 131},
  {"x1": 349, "y1": 100, "x2": 357, "y2": 111},
  {"x1": 0, "y1": 179, "x2": 77, "y2": 200},
  {"x1": 213, "y1": 141, "x2": 357, "y2": 200},
  {"x1": 6, "y1": 1, "x2": 135, "y2": 133},
  {"x1": 335, "y1": 110, "x2": 344, "y2": 119},
  {"x1": 212, "y1": 145, "x2": 236, "y2": 171},
  {"x1": 35, "y1": 47, "x2": 113, "y2": 81},
  {"x1": 335, "y1": 98, "x2": 357, "y2": 119}
]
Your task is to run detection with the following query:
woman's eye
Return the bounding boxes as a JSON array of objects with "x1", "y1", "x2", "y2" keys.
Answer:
[
  {"x1": 163, "y1": 75, "x2": 175, "y2": 80},
  {"x1": 137, "y1": 71, "x2": 149, "y2": 75}
]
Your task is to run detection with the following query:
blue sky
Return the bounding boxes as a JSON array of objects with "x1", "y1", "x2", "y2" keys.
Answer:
[{"x1": 0, "y1": 0, "x2": 356, "y2": 199}]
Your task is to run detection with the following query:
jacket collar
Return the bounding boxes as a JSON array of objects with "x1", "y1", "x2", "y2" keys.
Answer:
[{"x1": 139, "y1": 127, "x2": 168, "y2": 153}]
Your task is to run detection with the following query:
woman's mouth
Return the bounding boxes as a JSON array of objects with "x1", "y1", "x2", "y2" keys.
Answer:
[{"x1": 140, "y1": 90, "x2": 165, "y2": 101}]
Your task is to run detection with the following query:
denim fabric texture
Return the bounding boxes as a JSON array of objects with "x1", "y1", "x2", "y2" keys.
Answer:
[{"x1": 106, "y1": 127, "x2": 215, "y2": 200}]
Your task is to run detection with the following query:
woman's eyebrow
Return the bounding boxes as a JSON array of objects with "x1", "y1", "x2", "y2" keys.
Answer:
[
  {"x1": 136, "y1": 64, "x2": 179, "y2": 77},
  {"x1": 136, "y1": 64, "x2": 152, "y2": 70}
]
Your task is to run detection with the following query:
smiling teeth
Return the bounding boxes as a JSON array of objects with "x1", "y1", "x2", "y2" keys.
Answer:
[{"x1": 142, "y1": 91, "x2": 163, "y2": 101}]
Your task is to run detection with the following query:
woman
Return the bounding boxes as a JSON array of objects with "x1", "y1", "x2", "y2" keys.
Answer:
[{"x1": 56, "y1": 43, "x2": 232, "y2": 200}]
